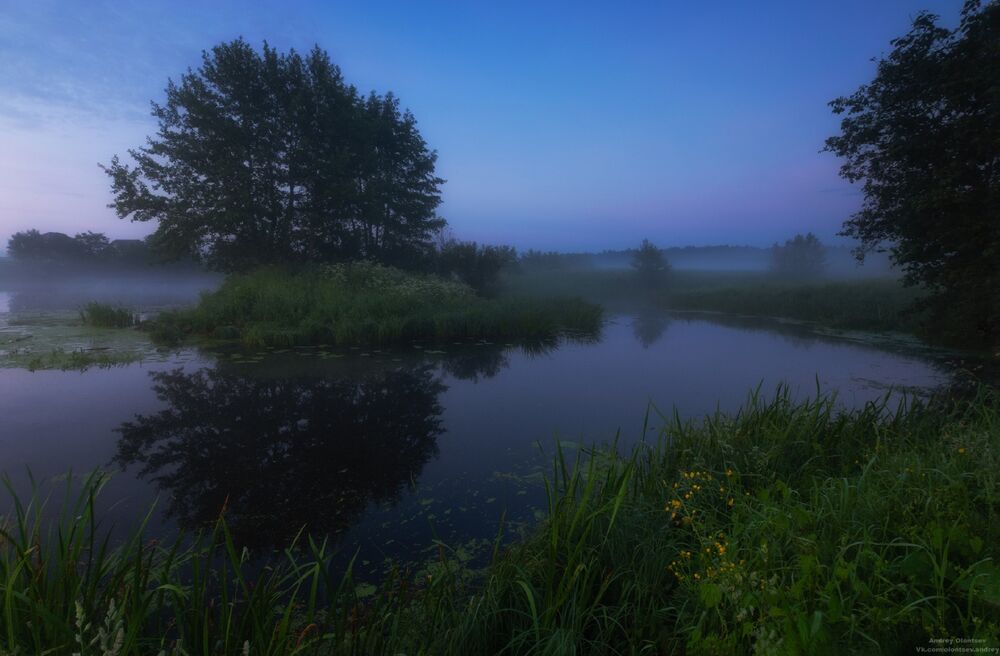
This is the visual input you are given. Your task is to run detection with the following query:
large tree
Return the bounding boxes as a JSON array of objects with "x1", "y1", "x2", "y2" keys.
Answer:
[
  {"x1": 104, "y1": 39, "x2": 444, "y2": 272},
  {"x1": 825, "y1": 1, "x2": 999, "y2": 345}
]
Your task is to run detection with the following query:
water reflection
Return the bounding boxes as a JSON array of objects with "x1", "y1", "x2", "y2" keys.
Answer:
[
  {"x1": 631, "y1": 308, "x2": 672, "y2": 348},
  {"x1": 115, "y1": 366, "x2": 446, "y2": 549}
]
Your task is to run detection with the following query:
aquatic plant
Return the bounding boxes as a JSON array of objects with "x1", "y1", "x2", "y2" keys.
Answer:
[{"x1": 79, "y1": 302, "x2": 139, "y2": 329}]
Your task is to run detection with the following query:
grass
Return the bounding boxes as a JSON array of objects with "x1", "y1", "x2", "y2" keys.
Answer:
[
  {"x1": 150, "y1": 263, "x2": 604, "y2": 348},
  {"x1": 501, "y1": 268, "x2": 925, "y2": 336},
  {"x1": 79, "y1": 303, "x2": 139, "y2": 329},
  {"x1": 665, "y1": 278, "x2": 925, "y2": 334},
  {"x1": 2, "y1": 386, "x2": 998, "y2": 654}
]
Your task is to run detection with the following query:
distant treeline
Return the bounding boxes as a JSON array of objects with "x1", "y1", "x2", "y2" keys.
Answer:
[
  {"x1": 3, "y1": 229, "x2": 201, "y2": 273},
  {"x1": 519, "y1": 243, "x2": 894, "y2": 276}
]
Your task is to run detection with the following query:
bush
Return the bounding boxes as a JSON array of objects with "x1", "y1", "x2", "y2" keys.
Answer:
[{"x1": 435, "y1": 240, "x2": 518, "y2": 296}]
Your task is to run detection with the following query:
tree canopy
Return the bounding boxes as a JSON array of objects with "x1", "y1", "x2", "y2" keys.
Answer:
[
  {"x1": 770, "y1": 233, "x2": 826, "y2": 279},
  {"x1": 825, "y1": 0, "x2": 999, "y2": 344},
  {"x1": 630, "y1": 238, "x2": 670, "y2": 287},
  {"x1": 104, "y1": 39, "x2": 445, "y2": 272}
]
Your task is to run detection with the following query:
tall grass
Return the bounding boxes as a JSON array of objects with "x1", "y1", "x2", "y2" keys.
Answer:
[
  {"x1": 151, "y1": 263, "x2": 603, "y2": 348},
  {"x1": 80, "y1": 302, "x2": 139, "y2": 329},
  {"x1": 2, "y1": 387, "x2": 998, "y2": 654},
  {"x1": 665, "y1": 278, "x2": 924, "y2": 333}
]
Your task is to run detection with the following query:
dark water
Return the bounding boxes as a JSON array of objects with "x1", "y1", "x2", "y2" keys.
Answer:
[{"x1": 0, "y1": 283, "x2": 956, "y2": 577}]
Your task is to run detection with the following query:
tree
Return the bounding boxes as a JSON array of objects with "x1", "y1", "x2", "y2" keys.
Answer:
[
  {"x1": 770, "y1": 233, "x2": 826, "y2": 278},
  {"x1": 7, "y1": 230, "x2": 85, "y2": 262},
  {"x1": 824, "y1": 1, "x2": 1000, "y2": 344},
  {"x1": 103, "y1": 39, "x2": 445, "y2": 272},
  {"x1": 630, "y1": 238, "x2": 670, "y2": 287},
  {"x1": 436, "y1": 239, "x2": 517, "y2": 295},
  {"x1": 73, "y1": 231, "x2": 110, "y2": 259}
]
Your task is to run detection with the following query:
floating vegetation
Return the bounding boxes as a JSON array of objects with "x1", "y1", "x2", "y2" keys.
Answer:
[{"x1": 0, "y1": 310, "x2": 171, "y2": 371}]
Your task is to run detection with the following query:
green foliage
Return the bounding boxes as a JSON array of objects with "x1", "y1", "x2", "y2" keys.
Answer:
[
  {"x1": 79, "y1": 302, "x2": 139, "y2": 329},
  {"x1": 5, "y1": 229, "x2": 179, "y2": 271},
  {"x1": 103, "y1": 39, "x2": 444, "y2": 272},
  {"x1": 150, "y1": 263, "x2": 603, "y2": 347},
  {"x1": 630, "y1": 238, "x2": 671, "y2": 288},
  {"x1": 435, "y1": 239, "x2": 517, "y2": 296},
  {"x1": 770, "y1": 233, "x2": 826, "y2": 279},
  {"x1": 667, "y1": 278, "x2": 924, "y2": 333},
  {"x1": 3, "y1": 388, "x2": 998, "y2": 654},
  {"x1": 825, "y1": 1, "x2": 1000, "y2": 347}
]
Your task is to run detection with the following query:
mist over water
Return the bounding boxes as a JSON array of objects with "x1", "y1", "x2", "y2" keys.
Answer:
[{"x1": 0, "y1": 274, "x2": 956, "y2": 576}]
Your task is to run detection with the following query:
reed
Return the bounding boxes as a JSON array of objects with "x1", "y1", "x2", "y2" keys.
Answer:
[
  {"x1": 665, "y1": 277, "x2": 924, "y2": 333},
  {"x1": 2, "y1": 387, "x2": 998, "y2": 654},
  {"x1": 150, "y1": 263, "x2": 603, "y2": 348},
  {"x1": 79, "y1": 302, "x2": 139, "y2": 329}
]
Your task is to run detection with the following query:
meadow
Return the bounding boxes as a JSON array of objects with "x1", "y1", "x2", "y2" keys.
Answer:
[
  {"x1": 2, "y1": 386, "x2": 997, "y2": 654},
  {"x1": 148, "y1": 263, "x2": 603, "y2": 348}
]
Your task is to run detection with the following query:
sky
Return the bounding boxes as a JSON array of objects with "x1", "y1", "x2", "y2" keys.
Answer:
[{"x1": 0, "y1": 0, "x2": 964, "y2": 252}]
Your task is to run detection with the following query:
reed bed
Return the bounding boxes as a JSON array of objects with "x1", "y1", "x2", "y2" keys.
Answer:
[
  {"x1": 665, "y1": 278, "x2": 923, "y2": 333},
  {"x1": 149, "y1": 263, "x2": 603, "y2": 348},
  {"x1": 79, "y1": 302, "x2": 139, "y2": 329},
  {"x1": 2, "y1": 387, "x2": 998, "y2": 654}
]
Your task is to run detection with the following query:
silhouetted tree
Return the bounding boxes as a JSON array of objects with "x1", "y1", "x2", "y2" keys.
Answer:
[
  {"x1": 630, "y1": 238, "x2": 670, "y2": 287},
  {"x1": 770, "y1": 233, "x2": 826, "y2": 278},
  {"x1": 7, "y1": 230, "x2": 88, "y2": 262},
  {"x1": 436, "y1": 239, "x2": 517, "y2": 295},
  {"x1": 104, "y1": 39, "x2": 445, "y2": 272},
  {"x1": 115, "y1": 366, "x2": 445, "y2": 549},
  {"x1": 825, "y1": 1, "x2": 1000, "y2": 344},
  {"x1": 73, "y1": 231, "x2": 110, "y2": 258}
]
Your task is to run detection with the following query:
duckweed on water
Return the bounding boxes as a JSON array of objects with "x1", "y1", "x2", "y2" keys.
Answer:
[{"x1": 0, "y1": 312, "x2": 167, "y2": 371}]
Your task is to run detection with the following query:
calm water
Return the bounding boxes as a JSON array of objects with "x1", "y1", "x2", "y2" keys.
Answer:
[{"x1": 0, "y1": 282, "x2": 956, "y2": 576}]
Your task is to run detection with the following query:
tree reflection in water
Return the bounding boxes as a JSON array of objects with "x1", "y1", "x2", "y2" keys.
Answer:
[
  {"x1": 631, "y1": 309, "x2": 672, "y2": 349},
  {"x1": 115, "y1": 366, "x2": 446, "y2": 549}
]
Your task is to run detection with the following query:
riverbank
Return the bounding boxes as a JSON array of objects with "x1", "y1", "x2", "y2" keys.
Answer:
[
  {"x1": 149, "y1": 263, "x2": 603, "y2": 348},
  {"x1": 665, "y1": 277, "x2": 924, "y2": 334},
  {"x1": 503, "y1": 268, "x2": 932, "y2": 339},
  {"x1": 3, "y1": 387, "x2": 997, "y2": 654}
]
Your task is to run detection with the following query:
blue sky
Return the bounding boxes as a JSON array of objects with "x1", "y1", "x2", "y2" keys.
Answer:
[{"x1": 0, "y1": 0, "x2": 962, "y2": 251}]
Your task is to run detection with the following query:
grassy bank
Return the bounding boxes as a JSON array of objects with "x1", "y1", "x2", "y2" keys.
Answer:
[
  {"x1": 665, "y1": 278, "x2": 924, "y2": 334},
  {"x1": 3, "y1": 387, "x2": 998, "y2": 654},
  {"x1": 501, "y1": 269, "x2": 924, "y2": 336},
  {"x1": 151, "y1": 263, "x2": 603, "y2": 347}
]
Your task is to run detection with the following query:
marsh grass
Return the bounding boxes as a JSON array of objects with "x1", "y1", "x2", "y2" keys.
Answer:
[
  {"x1": 151, "y1": 263, "x2": 603, "y2": 348},
  {"x1": 665, "y1": 278, "x2": 924, "y2": 334},
  {"x1": 2, "y1": 387, "x2": 998, "y2": 654},
  {"x1": 80, "y1": 303, "x2": 139, "y2": 329}
]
